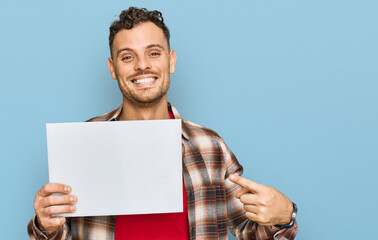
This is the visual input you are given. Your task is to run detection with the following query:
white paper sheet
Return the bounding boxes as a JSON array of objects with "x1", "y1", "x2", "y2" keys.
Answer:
[{"x1": 46, "y1": 119, "x2": 182, "y2": 217}]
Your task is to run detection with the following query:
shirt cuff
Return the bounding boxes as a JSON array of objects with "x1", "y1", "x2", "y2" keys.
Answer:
[
  {"x1": 273, "y1": 221, "x2": 298, "y2": 239},
  {"x1": 28, "y1": 215, "x2": 63, "y2": 240}
]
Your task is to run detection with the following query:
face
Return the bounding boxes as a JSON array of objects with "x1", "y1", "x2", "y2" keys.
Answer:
[{"x1": 108, "y1": 22, "x2": 177, "y2": 106}]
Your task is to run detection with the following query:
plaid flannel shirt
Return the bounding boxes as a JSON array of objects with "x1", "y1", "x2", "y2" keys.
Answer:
[{"x1": 28, "y1": 103, "x2": 298, "y2": 240}]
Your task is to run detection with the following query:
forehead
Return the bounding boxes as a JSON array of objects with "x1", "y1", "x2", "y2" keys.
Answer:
[{"x1": 112, "y1": 21, "x2": 168, "y2": 51}]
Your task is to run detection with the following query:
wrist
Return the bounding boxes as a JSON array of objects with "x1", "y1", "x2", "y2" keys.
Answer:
[
  {"x1": 275, "y1": 202, "x2": 297, "y2": 228},
  {"x1": 35, "y1": 215, "x2": 59, "y2": 234},
  {"x1": 35, "y1": 215, "x2": 45, "y2": 231},
  {"x1": 283, "y1": 201, "x2": 294, "y2": 224}
]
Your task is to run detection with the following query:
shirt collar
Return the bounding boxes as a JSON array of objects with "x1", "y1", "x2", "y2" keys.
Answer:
[
  {"x1": 108, "y1": 106, "x2": 122, "y2": 121},
  {"x1": 169, "y1": 103, "x2": 189, "y2": 141}
]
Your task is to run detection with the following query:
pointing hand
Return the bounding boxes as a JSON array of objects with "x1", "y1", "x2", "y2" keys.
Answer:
[{"x1": 229, "y1": 174, "x2": 293, "y2": 226}]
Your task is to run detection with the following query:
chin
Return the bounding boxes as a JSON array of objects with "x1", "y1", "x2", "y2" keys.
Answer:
[{"x1": 125, "y1": 93, "x2": 166, "y2": 106}]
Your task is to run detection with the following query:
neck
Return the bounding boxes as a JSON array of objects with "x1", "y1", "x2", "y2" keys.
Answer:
[{"x1": 119, "y1": 97, "x2": 170, "y2": 121}]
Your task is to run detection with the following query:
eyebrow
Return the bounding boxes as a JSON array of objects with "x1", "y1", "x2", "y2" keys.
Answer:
[{"x1": 116, "y1": 44, "x2": 166, "y2": 58}]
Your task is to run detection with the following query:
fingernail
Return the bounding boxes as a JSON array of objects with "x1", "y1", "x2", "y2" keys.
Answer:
[
  {"x1": 70, "y1": 197, "x2": 74, "y2": 202},
  {"x1": 230, "y1": 174, "x2": 235, "y2": 180},
  {"x1": 70, "y1": 206, "x2": 76, "y2": 211}
]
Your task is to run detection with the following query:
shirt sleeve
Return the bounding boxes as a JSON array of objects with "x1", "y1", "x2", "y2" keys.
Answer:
[
  {"x1": 27, "y1": 215, "x2": 70, "y2": 240},
  {"x1": 219, "y1": 139, "x2": 298, "y2": 240}
]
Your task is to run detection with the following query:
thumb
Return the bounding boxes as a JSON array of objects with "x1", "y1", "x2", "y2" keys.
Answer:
[{"x1": 235, "y1": 187, "x2": 249, "y2": 199}]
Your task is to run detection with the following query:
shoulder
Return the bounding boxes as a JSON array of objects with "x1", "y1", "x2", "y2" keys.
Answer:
[
  {"x1": 182, "y1": 119, "x2": 221, "y2": 138},
  {"x1": 182, "y1": 119, "x2": 220, "y2": 138},
  {"x1": 86, "y1": 106, "x2": 122, "y2": 122},
  {"x1": 182, "y1": 119, "x2": 240, "y2": 170}
]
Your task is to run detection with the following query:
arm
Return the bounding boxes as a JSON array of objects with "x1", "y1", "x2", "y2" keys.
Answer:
[
  {"x1": 220, "y1": 140, "x2": 298, "y2": 239},
  {"x1": 28, "y1": 183, "x2": 75, "y2": 240}
]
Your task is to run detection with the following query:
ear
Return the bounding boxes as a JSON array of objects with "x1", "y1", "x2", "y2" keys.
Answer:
[
  {"x1": 108, "y1": 57, "x2": 117, "y2": 80},
  {"x1": 169, "y1": 49, "x2": 177, "y2": 74}
]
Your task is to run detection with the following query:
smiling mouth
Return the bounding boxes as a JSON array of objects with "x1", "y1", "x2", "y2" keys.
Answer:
[{"x1": 131, "y1": 77, "x2": 157, "y2": 85}]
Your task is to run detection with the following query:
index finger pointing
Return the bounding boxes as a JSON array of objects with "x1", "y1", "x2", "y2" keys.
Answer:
[
  {"x1": 229, "y1": 174, "x2": 261, "y2": 193},
  {"x1": 39, "y1": 183, "x2": 71, "y2": 197}
]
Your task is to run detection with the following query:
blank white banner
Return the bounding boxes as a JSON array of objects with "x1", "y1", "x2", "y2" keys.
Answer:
[{"x1": 46, "y1": 119, "x2": 182, "y2": 217}]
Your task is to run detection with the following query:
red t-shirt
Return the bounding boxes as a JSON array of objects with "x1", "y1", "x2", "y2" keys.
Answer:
[{"x1": 115, "y1": 111, "x2": 189, "y2": 239}]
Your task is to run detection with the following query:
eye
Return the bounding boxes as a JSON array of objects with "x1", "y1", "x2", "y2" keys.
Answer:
[
  {"x1": 121, "y1": 55, "x2": 133, "y2": 61},
  {"x1": 150, "y1": 52, "x2": 161, "y2": 57}
]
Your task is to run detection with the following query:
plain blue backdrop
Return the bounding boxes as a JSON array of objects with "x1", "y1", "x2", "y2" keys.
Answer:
[{"x1": 1, "y1": 0, "x2": 377, "y2": 239}]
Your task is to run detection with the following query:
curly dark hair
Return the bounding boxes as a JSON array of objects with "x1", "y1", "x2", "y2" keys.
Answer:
[{"x1": 109, "y1": 7, "x2": 170, "y2": 57}]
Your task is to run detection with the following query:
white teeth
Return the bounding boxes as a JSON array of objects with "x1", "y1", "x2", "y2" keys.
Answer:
[{"x1": 134, "y1": 77, "x2": 155, "y2": 84}]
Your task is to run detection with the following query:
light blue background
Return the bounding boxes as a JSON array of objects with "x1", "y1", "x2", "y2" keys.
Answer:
[{"x1": 1, "y1": 0, "x2": 377, "y2": 239}]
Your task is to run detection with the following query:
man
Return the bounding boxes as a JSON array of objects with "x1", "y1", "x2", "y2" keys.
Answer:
[{"x1": 28, "y1": 7, "x2": 298, "y2": 240}]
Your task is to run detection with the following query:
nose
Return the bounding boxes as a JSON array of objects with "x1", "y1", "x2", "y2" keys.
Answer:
[{"x1": 134, "y1": 55, "x2": 151, "y2": 71}]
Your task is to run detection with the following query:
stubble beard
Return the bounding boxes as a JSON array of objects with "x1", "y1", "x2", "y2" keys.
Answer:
[{"x1": 117, "y1": 71, "x2": 170, "y2": 108}]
